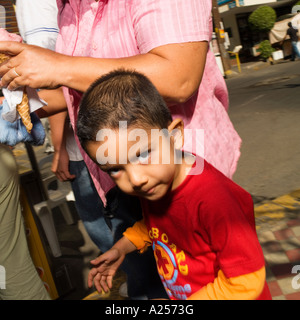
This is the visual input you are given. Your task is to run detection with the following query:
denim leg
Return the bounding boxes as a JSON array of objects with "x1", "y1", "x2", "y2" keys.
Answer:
[
  {"x1": 69, "y1": 160, "x2": 114, "y2": 252},
  {"x1": 292, "y1": 41, "x2": 300, "y2": 58}
]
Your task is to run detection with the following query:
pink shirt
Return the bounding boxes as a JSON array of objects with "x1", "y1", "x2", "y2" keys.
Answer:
[{"x1": 56, "y1": 0, "x2": 241, "y2": 205}]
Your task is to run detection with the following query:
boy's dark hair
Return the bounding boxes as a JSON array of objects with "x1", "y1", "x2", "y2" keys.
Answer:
[{"x1": 77, "y1": 69, "x2": 172, "y2": 151}]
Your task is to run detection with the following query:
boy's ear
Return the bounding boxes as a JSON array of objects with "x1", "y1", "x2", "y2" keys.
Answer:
[{"x1": 168, "y1": 118, "x2": 184, "y2": 150}]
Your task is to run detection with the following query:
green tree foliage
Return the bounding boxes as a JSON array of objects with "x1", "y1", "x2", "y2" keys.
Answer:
[
  {"x1": 248, "y1": 6, "x2": 277, "y2": 32},
  {"x1": 258, "y1": 40, "x2": 275, "y2": 59}
]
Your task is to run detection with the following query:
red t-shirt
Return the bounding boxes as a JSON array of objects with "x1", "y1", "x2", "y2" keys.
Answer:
[{"x1": 140, "y1": 159, "x2": 271, "y2": 300}]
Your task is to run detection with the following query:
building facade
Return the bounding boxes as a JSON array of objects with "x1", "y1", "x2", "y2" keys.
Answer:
[
  {"x1": 218, "y1": 0, "x2": 298, "y2": 60},
  {"x1": 0, "y1": 0, "x2": 18, "y2": 34}
]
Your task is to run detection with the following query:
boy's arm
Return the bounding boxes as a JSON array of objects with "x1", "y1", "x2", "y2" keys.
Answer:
[
  {"x1": 88, "y1": 236, "x2": 137, "y2": 293},
  {"x1": 48, "y1": 113, "x2": 76, "y2": 181},
  {"x1": 123, "y1": 219, "x2": 152, "y2": 253},
  {"x1": 37, "y1": 88, "x2": 75, "y2": 181},
  {"x1": 88, "y1": 219, "x2": 150, "y2": 293},
  {"x1": 187, "y1": 267, "x2": 266, "y2": 300},
  {"x1": 36, "y1": 87, "x2": 68, "y2": 117}
]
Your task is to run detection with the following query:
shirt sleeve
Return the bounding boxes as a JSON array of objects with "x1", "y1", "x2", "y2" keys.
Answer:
[
  {"x1": 187, "y1": 267, "x2": 266, "y2": 300},
  {"x1": 132, "y1": 0, "x2": 212, "y2": 54},
  {"x1": 123, "y1": 219, "x2": 152, "y2": 253},
  {"x1": 15, "y1": 0, "x2": 59, "y2": 50}
]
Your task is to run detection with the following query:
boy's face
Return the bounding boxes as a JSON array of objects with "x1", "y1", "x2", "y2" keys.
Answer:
[{"x1": 85, "y1": 120, "x2": 186, "y2": 201}]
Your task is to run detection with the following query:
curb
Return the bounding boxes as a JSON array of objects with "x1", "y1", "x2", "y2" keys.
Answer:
[
  {"x1": 226, "y1": 59, "x2": 291, "y2": 78},
  {"x1": 255, "y1": 189, "x2": 300, "y2": 233}
]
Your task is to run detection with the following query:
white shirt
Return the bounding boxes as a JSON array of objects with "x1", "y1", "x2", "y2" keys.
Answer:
[
  {"x1": 16, "y1": 0, "x2": 83, "y2": 161},
  {"x1": 16, "y1": 0, "x2": 59, "y2": 50}
]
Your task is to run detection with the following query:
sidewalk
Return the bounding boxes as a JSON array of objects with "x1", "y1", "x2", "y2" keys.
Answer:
[
  {"x1": 255, "y1": 190, "x2": 300, "y2": 300},
  {"x1": 227, "y1": 58, "x2": 291, "y2": 78},
  {"x1": 227, "y1": 57, "x2": 300, "y2": 299}
]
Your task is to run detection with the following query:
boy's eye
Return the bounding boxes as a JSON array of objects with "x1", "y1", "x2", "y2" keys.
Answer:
[
  {"x1": 108, "y1": 168, "x2": 121, "y2": 176},
  {"x1": 137, "y1": 150, "x2": 150, "y2": 164}
]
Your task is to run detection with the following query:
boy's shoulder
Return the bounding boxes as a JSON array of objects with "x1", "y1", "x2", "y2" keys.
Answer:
[
  {"x1": 184, "y1": 157, "x2": 252, "y2": 205},
  {"x1": 186, "y1": 157, "x2": 231, "y2": 189}
]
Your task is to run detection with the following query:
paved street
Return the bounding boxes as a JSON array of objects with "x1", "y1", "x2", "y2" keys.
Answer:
[
  {"x1": 227, "y1": 59, "x2": 300, "y2": 201},
  {"x1": 226, "y1": 59, "x2": 300, "y2": 299}
]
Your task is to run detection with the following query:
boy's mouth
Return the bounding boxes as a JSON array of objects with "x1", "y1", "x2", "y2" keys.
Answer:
[
  {"x1": 139, "y1": 187, "x2": 155, "y2": 195},
  {"x1": 145, "y1": 187, "x2": 155, "y2": 194},
  {"x1": 137, "y1": 186, "x2": 156, "y2": 197}
]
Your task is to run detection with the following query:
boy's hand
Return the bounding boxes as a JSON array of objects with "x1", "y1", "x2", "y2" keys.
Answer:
[{"x1": 88, "y1": 248, "x2": 125, "y2": 293}]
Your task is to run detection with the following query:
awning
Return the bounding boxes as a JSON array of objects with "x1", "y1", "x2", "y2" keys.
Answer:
[{"x1": 269, "y1": 13, "x2": 298, "y2": 44}]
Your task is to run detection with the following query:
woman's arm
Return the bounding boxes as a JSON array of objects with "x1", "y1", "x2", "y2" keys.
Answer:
[
  {"x1": 0, "y1": 41, "x2": 207, "y2": 104},
  {"x1": 62, "y1": 42, "x2": 207, "y2": 104}
]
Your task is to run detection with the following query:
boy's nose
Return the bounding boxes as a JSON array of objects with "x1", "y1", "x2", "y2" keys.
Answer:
[{"x1": 127, "y1": 165, "x2": 148, "y2": 189}]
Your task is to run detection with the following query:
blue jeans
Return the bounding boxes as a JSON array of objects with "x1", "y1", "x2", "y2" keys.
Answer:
[
  {"x1": 291, "y1": 41, "x2": 300, "y2": 60},
  {"x1": 69, "y1": 160, "x2": 167, "y2": 299}
]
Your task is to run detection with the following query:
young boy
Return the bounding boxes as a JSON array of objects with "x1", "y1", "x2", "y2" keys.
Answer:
[{"x1": 76, "y1": 69, "x2": 271, "y2": 300}]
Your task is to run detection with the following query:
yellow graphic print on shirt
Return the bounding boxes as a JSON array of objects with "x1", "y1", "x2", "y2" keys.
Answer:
[{"x1": 149, "y1": 227, "x2": 191, "y2": 299}]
